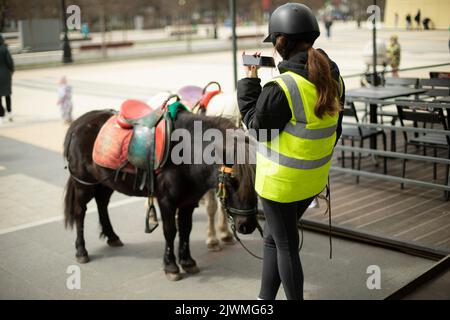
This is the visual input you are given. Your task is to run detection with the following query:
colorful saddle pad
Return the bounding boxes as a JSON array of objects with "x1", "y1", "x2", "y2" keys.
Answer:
[
  {"x1": 92, "y1": 115, "x2": 134, "y2": 172},
  {"x1": 93, "y1": 99, "x2": 170, "y2": 173}
]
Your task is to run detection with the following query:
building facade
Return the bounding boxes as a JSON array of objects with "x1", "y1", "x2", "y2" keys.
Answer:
[{"x1": 384, "y1": 0, "x2": 450, "y2": 29}]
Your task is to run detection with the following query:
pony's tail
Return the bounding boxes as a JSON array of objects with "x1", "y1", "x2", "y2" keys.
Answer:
[
  {"x1": 63, "y1": 121, "x2": 77, "y2": 229},
  {"x1": 63, "y1": 121, "x2": 76, "y2": 161},
  {"x1": 64, "y1": 177, "x2": 77, "y2": 229}
]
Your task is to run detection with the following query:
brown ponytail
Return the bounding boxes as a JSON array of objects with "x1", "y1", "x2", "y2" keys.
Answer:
[
  {"x1": 275, "y1": 35, "x2": 341, "y2": 119},
  {"x1": 307, "y1": 47, "x2": 340, "y2": 118}
]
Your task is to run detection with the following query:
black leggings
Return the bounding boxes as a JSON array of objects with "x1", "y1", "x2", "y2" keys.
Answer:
[
  {"x1": 259, "y1": 196, "x2": 315, "y2": 300},
  {"x1": 0, "y1": 96, "x2": 11, "y2": 117}
]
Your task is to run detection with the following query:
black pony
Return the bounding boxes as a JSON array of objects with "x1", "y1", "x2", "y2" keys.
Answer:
[{"x1": 63, "y1": 109, "x2": 258, "y2": 281}]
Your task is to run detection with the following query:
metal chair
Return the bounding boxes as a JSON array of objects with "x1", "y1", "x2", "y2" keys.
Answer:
[
  {"x1": 429, "y1": 71, "x2": 450, "y2": 79},
  {"x1": 378, "y1": 77, "x2": 419, "y2": 124},
  {"x1": 396, "y1": 100, "x2": 450, "y2": 199},
  {"x1": 340, "y1": 102, "x2": 387, "y2": 183},
  {"x1": 419, "y1": 78, "x2": 450, "y2": 99},
  {"x1": 377, "y1": 78, "x2": 420, "y2": 151},
  {"x1": 385, "y1": 77, "x2": 419, "y2": 88}
]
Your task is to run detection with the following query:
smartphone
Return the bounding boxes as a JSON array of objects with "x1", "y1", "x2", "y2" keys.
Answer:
[{"x1": 242, "y1": 54, "x2": 276, "y2": 68}]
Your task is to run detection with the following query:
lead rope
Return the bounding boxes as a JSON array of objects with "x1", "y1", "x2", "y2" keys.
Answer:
[
  {"x1": 217, "y1": 166, "x2": 264, "y2": 260},
  {"x1": 316, "y1": 178, "x2": 333, "y2": 259},
  {"x1": 326, "y1": 177, "x2": 332, "y2": 259},
  {"x1": 229, "y1": 215, "x2": 263, "y2": 260}
]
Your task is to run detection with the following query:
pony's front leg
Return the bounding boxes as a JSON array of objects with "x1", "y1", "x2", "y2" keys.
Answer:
[
  {"x1": 178, "y1": 205, "x2": 200, "y2": 274},
  {"x1": 159, "y1": 201, "x2": 181, "y2": 281},
  {"x1": 205, "y1": 189, "x2": 221, "y2": 251}
]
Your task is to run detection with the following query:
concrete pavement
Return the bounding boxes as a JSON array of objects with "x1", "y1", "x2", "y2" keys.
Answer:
[{"x1": 0, "y1": 187, "x2": 435, "y2": 299}]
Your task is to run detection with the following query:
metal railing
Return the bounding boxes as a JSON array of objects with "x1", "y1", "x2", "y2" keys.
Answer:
[
  {"x1": 342, "y1": 62, "x2": 450, "y2": 79},
  {"x1": 332, "y1": 102, "x2": 450, "y2": 194}
]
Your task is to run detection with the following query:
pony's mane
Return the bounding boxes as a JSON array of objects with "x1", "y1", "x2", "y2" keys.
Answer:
[
  {"x1": 177, "y1": 109, "x2": 237, "y2": 133},
  {"x1": 176, "y1": 110, "x2": 256, "y2": 201},
  {"x1": 234, "y1": 161, "x2": 256, "y2": 202}
]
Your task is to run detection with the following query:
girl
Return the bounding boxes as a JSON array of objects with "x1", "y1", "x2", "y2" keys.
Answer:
[{"x1": 237, "y1": 3, "x2": 345, "y2": 300}]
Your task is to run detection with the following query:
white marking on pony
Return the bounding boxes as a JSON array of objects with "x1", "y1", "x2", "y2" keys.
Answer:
[
  {"x1": 146, "y1": 91, "x2": 173, "y2": 109},
  {"x1": 206, "y1": 91, "x2": 241, "y2": 127}
]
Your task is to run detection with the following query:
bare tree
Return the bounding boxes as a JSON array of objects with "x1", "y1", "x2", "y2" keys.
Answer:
[{"x1": 2, "y1": 0, "x2": 381, "y2": 33}]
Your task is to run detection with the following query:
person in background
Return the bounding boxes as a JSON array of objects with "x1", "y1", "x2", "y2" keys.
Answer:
[
  {"x1": 324, "y1": 15, "x2": 333, "y2": 38},
  {"x1": 0, "y1": 34, "x2": 14, "y2": 124},
  {"x1": 414, "y1": 9, "x2": 421, "y2": 30},
  {"x1": 405, "y1": 14, "x2": 412, "y2": 30},
  {"x1": 356, "y1": 12, "x2": 361, "y2": 29},
  {"x1": 394, "y1": 12, "x2": 399, "y2": 29},
  {"x1": 422, "y1": 17, "x2": 432, "y2": 30},
  {"x1": 81, "y1": 23, "x2": 90, "y2": 40},
  {"x1": 57, "y1": 76, "x2": 73, "y2": 124},
  {"x1": 387, "y1": 35, "x2": 401, "y2": 78}
]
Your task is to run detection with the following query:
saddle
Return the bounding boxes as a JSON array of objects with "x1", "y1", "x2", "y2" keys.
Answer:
[
  {"x1": 93, "y1": 99, "x2": 172, "y2": 194},
  {"x1": 178, "y1": 81, "x2": 222, "y2": 112},
  {"x1": 117, "y1": 99, "x2": 171, "y2": 175},
  {"x1": 199, "y1": 87, "x2": 221, "y2": 110}
]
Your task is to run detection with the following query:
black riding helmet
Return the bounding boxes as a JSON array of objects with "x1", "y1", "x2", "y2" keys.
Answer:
[{"x1": 263, "y1": 3, "x2": 320, "y2": 44}]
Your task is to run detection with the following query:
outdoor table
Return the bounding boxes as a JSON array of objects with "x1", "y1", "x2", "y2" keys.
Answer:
[{"x1": 345, "y1": 87, "x2": 427, "y2": 149}]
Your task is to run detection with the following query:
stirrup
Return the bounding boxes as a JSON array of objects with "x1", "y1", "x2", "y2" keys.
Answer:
[{"x1": 145, "y1": 198, "x2": 159, "y2": 233}]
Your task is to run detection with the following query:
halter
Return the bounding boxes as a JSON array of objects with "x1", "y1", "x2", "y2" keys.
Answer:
[
  {"x1": 215, "y1": 165, "x2": 332, "y2": 260},
  {"x1": 216, "y1": 165, "x2": 263, "y2": 260}
]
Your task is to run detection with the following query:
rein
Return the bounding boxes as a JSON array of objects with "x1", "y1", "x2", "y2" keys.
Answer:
[
  {"x1": 316, "y1": 179, "x2": 333, "y2": 259},
  {"x1": 216, "y1": 165, "x2": 333, "y2": 261},
  {"x1": 216, "y1": 165, "x2": 263, "y2": 260}
]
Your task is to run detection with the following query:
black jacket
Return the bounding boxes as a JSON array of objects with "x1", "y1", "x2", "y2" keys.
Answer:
[
  {"x1": 237, "y1": 50, "x2": 345, "y2": 142},
  {"x1": 0, "y1": 43, "x2": 14, "y2": 96}
]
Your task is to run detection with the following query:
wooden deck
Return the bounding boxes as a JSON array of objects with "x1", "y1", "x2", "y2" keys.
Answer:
[{"x1": 304, "y1": 129, "x2": 450, "y2": 254}]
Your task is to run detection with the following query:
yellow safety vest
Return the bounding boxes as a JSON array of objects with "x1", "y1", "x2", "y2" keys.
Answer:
[{"x1": 255, "y1": 71, "x2": 343, "y2": 203}]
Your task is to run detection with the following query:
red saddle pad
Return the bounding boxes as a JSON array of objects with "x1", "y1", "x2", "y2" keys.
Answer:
[
  {"x1": 93, "y1": 115, "x2": 134, "y2": 172},
  {"x1": 93, "y1": 113, "x2": 167, "y2": 172}
]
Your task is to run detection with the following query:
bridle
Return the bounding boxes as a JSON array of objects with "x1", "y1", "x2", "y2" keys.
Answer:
[
  {"x1": 215, "y1": 165, "x2": 332, "y2": 261},
  {"x1": 216, "y1": 165, "x2": 264, "y2": 260}
]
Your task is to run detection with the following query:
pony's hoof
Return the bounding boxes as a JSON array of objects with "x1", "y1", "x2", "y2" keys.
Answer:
[
  {"x1": 107, "y1": 239, "x2": 124, "y2": 247},
  {"x1": 76, "y1": 255, "x2": 90, "y2": 264},
  {"x1": 207, "y1": 242, "x2": 222, "y2": 252},
  {"x1": 221, "y1": 235, "x2": 235, "y2": 245},
  {"x1": 182, "y1": 265, "x2": 200, "y2": 274},
  {"x1": 166, "y1": 272, "x2": 182, "y2": 281}
]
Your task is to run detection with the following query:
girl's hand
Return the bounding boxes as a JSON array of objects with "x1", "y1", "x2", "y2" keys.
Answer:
[
  {"x1": 243, "y1": 51, "x2": 260, "y2": 78},
  {"x1": 246, "y1": 65, "x2": 259, "y2": 78}
]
